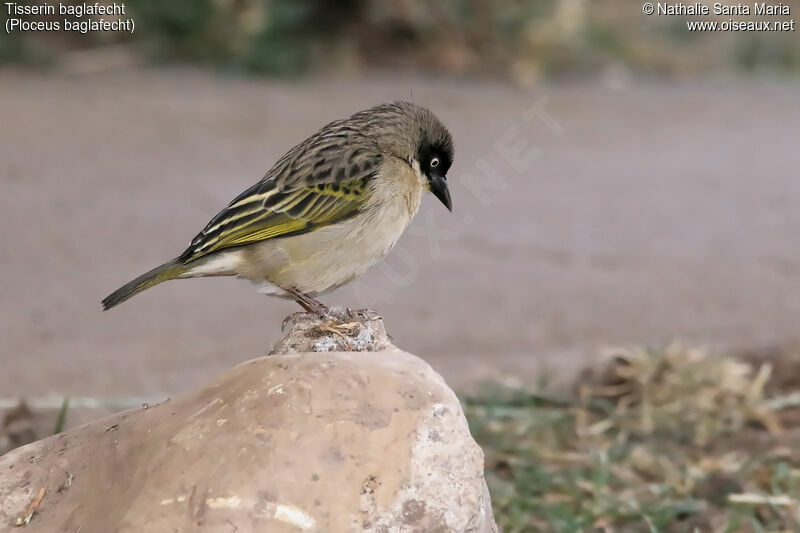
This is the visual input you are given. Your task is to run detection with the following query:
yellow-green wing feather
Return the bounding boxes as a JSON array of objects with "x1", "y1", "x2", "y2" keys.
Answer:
[
  {"x1": 181, "y1": 174, "x2": 374, "y2": 262},
  {"x1": 179, "y1": 117, "x2": 383, "y2": 263}
]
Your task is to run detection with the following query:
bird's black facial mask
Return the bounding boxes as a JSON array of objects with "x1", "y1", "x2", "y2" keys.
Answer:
[{"x1": 419, "y1": 143, "x2": 453, "y2": 212}]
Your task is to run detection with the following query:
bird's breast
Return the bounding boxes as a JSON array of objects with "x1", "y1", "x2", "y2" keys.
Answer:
[{"x1": 244, "y1": 159, "x2": 423, "y2": 296}]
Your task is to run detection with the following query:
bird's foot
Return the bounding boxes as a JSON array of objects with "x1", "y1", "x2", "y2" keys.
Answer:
[
  {"x1": 314, "y1": 309, "x2": 383, "y2": 350},
  {"x1": 325, "y1": 306, "x2": 382, "y2": 322},
  {"x1": 279, "y1": 289, "x2": 382, "y2": 335}
]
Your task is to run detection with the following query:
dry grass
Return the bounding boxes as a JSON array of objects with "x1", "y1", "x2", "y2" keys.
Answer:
[{"x1": 466, "y1": 344, "x2": 800, "y2": 532}]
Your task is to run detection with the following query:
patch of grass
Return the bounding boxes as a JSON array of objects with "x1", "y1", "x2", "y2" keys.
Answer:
[
  {"x1": 465, "y1": 345, "x2": 800, "y2": 532},
  {"x1": 53, "y1": 398, "x2": 69, "y2": 435}
]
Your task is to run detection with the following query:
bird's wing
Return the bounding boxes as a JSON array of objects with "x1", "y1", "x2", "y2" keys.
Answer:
[{"x1": 180, "y1": 130, "x2": 382, "y2": 263}]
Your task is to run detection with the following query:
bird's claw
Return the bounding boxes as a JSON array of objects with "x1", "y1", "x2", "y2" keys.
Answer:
[{"x1": 324, "y1": 306, "x2": 381, "y2": 322}]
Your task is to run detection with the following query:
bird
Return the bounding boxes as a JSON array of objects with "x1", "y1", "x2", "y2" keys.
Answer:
[{"x1": 102, "y1": 101, "x2": 454, "y2": 314}]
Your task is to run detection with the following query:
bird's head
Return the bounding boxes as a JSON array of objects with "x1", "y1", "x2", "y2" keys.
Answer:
[
  {"x1": 366, "y1": 102, "x2": 454, "y2": 212},
  {"x1": 415, "y1": 123, "x2": 454, "y2": 212}
]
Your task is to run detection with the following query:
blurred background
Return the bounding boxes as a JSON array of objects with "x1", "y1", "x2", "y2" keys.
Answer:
[{"x1": 2, "y1": 1, "x2": 800, "y2": 529}]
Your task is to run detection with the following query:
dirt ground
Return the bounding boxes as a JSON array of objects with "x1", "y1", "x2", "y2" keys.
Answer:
[{"x1": 1, "y1": 68, "x2": 799, "y2": 398}]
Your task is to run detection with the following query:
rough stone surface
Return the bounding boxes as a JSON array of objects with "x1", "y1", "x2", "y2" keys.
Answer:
[
  {"x1": 272, "y1": 309, "x2": 393, "y2": 354},
  {"x1": 0, "y1": 314, "x2": 496, "y2": 532}
]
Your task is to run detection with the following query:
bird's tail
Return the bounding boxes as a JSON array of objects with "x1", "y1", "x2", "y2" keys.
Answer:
[{"x1": 102, "y1": 259, "x2": 186, "y2": 310}]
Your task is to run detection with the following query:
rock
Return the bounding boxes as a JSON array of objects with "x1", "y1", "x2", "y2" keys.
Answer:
[
  {"x1": 0, "y1": 314, "x2": 497, "y2": 532},
  {"x1": 272, "y1": 309, "x2": 392, "y2": 354}
]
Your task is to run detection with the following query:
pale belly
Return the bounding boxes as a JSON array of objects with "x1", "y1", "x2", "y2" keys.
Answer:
[
  {"x1": 239, "y1": 199, "x2": 417, "y2": 297},
  {"x1": 184, "y1": 158, "x2": 424, "y2": 298}
]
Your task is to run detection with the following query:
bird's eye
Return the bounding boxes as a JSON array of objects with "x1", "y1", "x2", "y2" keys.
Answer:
[{"x1": 430, "y1": 157, "x2": 440, "y2": 168}]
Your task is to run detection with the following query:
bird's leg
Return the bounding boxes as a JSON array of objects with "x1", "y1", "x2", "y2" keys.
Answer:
[{"x1": 284, "y1": 287, "x2": 328, "y2": 315}]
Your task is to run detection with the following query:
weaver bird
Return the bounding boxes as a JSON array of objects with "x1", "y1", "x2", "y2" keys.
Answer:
[{"x1": 102, "y1": 101, "x2": 454, "y2": 314}]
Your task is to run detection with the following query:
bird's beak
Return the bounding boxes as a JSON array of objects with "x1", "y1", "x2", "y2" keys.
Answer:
[{"x1": 429, "y1": 175, "x2": 452, "y2": 212}]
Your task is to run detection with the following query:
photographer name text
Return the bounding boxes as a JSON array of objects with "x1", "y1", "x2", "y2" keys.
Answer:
[
  {"x1": 642, "y1": 2, "x2": 795, "y2": 31},
  {"x1": 655, "y1": 2, "x2": 789, "y2": 15}
]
